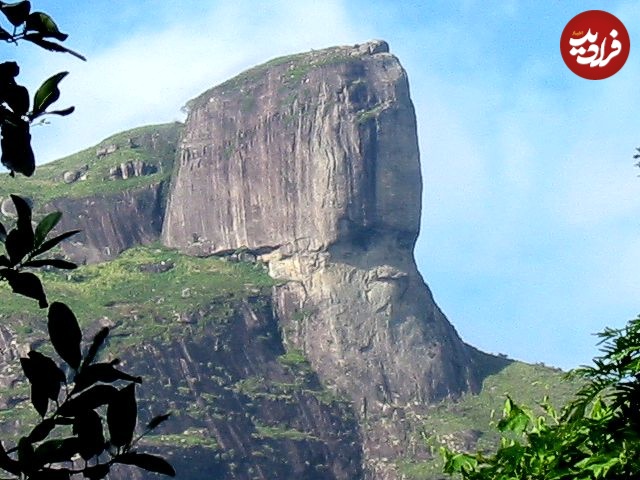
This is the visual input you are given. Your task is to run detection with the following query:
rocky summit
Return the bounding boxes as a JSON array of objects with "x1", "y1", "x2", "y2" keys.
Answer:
[
  {"x1": 163, "y1": 39, "x2": 484, "y2": 477},
  {"x1": 0, "y1": 41, "x2": 566, "y2": 480}
]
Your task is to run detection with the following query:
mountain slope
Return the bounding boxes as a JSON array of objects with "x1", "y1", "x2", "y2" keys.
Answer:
[{"x1": 0, "y1": 41, "x2": 578, "y2": 480}]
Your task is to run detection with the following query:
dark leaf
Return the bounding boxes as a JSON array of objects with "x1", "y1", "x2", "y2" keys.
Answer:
[
  {"x1": 5, "y1": 83, "x2": 29, "y2": 116},
  {"x1": 46, "y1": 106, "x2": 74, "y2": 117},
  {"x1": 73, "y1": 362, "x2": 141, "y2": 394},
  {"x1": 25, "y1": 11, "x2": 67, "y2": 41},
  {"x1": 1, "y1": 121, "x2": 35, "y2": 176},
  {"x1": 5, "y1": 229, "x2": 32, "y2": 265},
  {"x1": 22, "y1": 258, "x2": 77, "y2": 270},
  {"x1": 21, "y1": 351, "x2": 65, "y2": 416},
  {"x1": 29, "y1": 382, "x2": 48, "y2": 417},
  {"x1": 82, "y1": 463, "x2": 110, "y2": 480},
  {"x1": 17, "y1": 437, "x2": 34, "y2": 472},
  {"x1": 53, "y1": 417, "x2": 73, "y2": 426},
  {"x1": 116, "y1": 453, "x2": 175, "y2": 477},
  {"x1": 0, "y1": 1, "x2": 30, "y2": 27},
  {"x1": 0, "y1": 221, "x2": 6, "y2": 242},
  {"x1": 81, "y1": 327, "x2": 109, "y2": 369},
  {"x1": 0, "y1": 61, "x2": 19, "y2": 83},
  {"x1": 11, "y1": 194, "x2": 32, "y2": 230},
  {"x1": 3, "y1": 270, "x2": 47, "y2": 307},
  {"x1": 31, "y1": 229, "x2": 80, "y2": 257},
  {"x1": 33, "y1": 211, "x2": 61, "y2": 247},
  {"x1": 11, "y1": 204, "x2": 29, "y2": 238},
  {"x1": 30, "y1": 71, "x2": 67, "y2": 118},
  {"x1": 57, "y1": 384, "x2": 117, "y2": 417},
  {"x1": 27, "y1": 417, "x2": 56, "y2": 443},
  {"x1": 146, "y1": 412, "x2": 171, "y2": 431},
  {"x1": 48, "y1": 302, "x2": 82, "y2": 370},
  {"x1": 29, "y1": 468, "x2": 71, "y2": 480},
  {"x1": 0, "y1": 441, "x2": 21, "y2": 475},
  {"x1": 73, "y1": 410, "x2": 105, "y2": 460},
  {"x1": 22, "y1": 34, "x2": 86, "y2": 61},
  {"x1": 33, "y1": 437, "x2": 81, "y2": 466},
  {"x1": 107, "y1": 384, "x2": 137, "y2": 448},
  {"x1": 0, "y1": 26, "x2": 11, "y2": 41}
]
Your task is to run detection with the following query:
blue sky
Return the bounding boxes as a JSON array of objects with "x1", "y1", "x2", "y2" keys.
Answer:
[{"x1": 2, "y1": 1, "x2": 639, "y2": 369}]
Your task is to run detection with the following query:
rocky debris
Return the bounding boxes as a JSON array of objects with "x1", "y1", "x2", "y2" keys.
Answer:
[
  {"x1": 96, "y1": 143, "x2": 118, "y2": 157},
  {"x1": 138, "y1": 261, "x2": 175, "y2": 273},
  {"x1": 62, "y1": 165, "x2": 89, "y2": 184},
  {"x1": 108, "y1": 160, "x2": 158, "y2": 180},
  {"x1": 353, "y1": 39, "x2": 389, "y2": 56},
  {"x1": 0, "y1": 196, "x2": 32, "y2": 218},
  {"x1": 438, "y1": 429, "x2": 483, "y2": 452}
]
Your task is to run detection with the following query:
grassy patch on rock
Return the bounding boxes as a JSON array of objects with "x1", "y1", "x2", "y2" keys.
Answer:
[
  {"x1": 0, "y1": 123, "x2": 181, "y2": 204},
  {"x1": 0, "y1": 244, "x2": 275, "y2": 347}
]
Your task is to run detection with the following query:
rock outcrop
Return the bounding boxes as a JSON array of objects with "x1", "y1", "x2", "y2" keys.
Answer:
[
  {"x1": 0, "y1": 291, "x2": 364, "y2": 480},
  {"x1": 163, "y1": 40, "x2": 481, "y2": 478},
  {"x1": 37, "y1": 123, "x2": 181, "y2": 263},
  {"x1": 47, "y1": 183, "x2": 166, "y2": 263}
]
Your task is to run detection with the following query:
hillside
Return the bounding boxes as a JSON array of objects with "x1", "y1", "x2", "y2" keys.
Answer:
[
  {"x1": 0, "y1": 41, "x2": 581, "y2": 480},
  {"x1": 0, "y1": 244, "x2": 576, "y2": 479}
]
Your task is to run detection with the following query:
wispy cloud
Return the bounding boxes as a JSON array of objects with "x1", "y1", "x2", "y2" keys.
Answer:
[{"x1": 25, "y1": 0, "x2": 359, "y2": 163}]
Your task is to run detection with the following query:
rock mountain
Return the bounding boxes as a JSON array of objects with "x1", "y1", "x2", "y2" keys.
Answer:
[{"x1": 0, "y1": 40, "x2": 518, "y2": 480}]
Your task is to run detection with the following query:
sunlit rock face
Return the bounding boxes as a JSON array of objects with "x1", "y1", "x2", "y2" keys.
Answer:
[{"x1": 163, "y1": 40, "x2": 482, "y2": 478}]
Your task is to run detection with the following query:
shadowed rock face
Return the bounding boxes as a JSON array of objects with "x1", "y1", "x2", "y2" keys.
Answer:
[
  {"x1": 163, "y1": 40, "x2": 481, "y2": 478},
  {"x1": 48, "y1": 183, "x2": 166, "y2": 264},
  {"x1": 45, "y1": 125, "x2": 181, "y2": 264}
]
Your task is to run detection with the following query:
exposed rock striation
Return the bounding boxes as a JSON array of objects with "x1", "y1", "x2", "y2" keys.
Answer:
[
  {"x1": 163, "y1": 40, "x2": 482, "y2": 477},
  {"x1": 47, "y1": 183, "x2": 166, "y2": 263},
  {"x1": 0, "y1": 293, "x2": 363, "y2": 480}
]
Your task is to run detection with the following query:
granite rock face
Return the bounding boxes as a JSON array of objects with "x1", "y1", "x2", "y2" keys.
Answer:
[
  {"x1": 43, "y1": 123, "x2": 181, "y2": 264},
  {"x1": 163, "y1": 41, "x2": 481, "y2": 478},
  {"x1": 162, "y1": 40, "x2": 420, "y2": 254},
  {"x1": 47, "y1": 183, "x2": 166, "y2": 263},
  {"x1": 0, "y1": 296, "x2": 363, "y2": 480}
]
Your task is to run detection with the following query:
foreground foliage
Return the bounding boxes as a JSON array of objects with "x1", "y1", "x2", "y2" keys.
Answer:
[
  {"x1": 443, "y1": 317, "x2": 640, "y2": 479},
  {"x1": 0, "y1": 2, "x2": 174, "y2": 478}
]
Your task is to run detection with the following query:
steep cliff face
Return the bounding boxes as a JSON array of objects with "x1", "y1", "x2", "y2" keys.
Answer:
[
  {"x1": 49, "y1": 124, "x2": 181, "y2": 263},
  {"x1": 48, "y1": 183, "x2": 166, "y2": 263},
  {"x1": 0, "y1": 123, "x2": 181, "y2": 264},
  {"x1": 163, "y1": 41, "x2": 419, "y2": 254},
  {"x1": 162, "y1": 40, "x2": 481, "y2": 478}
]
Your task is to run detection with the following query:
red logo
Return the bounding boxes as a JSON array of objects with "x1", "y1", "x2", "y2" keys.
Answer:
[{"x1": 560, "y1": 10, "x2": 630, "y2": 80}]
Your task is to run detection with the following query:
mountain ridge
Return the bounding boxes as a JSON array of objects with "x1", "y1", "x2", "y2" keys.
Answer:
[{"x1": 0, "y1": 41, "x2": 573, "y2": 480}]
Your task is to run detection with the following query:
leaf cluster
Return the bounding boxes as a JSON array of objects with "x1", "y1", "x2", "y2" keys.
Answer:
[
  {"x1": 0, "y1": 3, "x2": 176, "y2": 479},
  {"x1": 0, "y1": 194, "x2": 79, "y2": 308},
  {"x1": 0, "y1": 1, "x2": 80, "y2": 177},
  {"x1": 3, "y1": 299, "x2": 174, "y2": 479},
  {"x1": 442, "y1": 317, "x2": 640, "y2": 480}
]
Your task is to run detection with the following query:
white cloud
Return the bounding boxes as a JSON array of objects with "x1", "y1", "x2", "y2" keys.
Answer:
[{"x1": 27, "y1": 0, "x2": 360, "y2": 163}]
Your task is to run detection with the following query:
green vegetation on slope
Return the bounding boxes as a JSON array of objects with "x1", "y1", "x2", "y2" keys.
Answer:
[
  {"x1": 0, "y1": 123, "x2": 181, "y2": 203},
  {"x1": 398, "y1": 362, "x2": 580, "y2": 479},
  {"x1": 0, "y1": 244, "x2": 275, "y2": 348}
]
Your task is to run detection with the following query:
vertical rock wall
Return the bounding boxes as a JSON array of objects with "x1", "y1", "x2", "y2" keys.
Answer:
[{"x1": 162, "y1": 41, "x2": 480, "y2": 478}]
